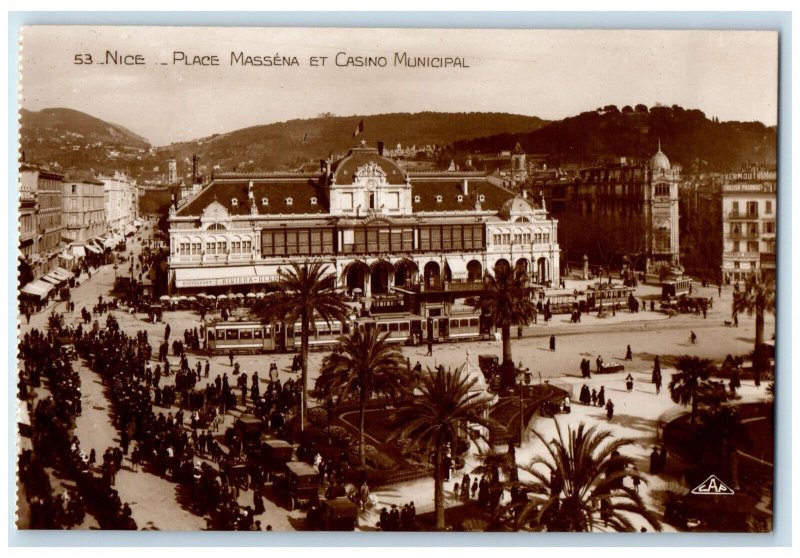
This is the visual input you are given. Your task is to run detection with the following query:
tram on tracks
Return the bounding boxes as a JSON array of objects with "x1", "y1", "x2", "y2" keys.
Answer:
[{"x1": 205, "y1": 318, "x2": 349, "y2": 354}]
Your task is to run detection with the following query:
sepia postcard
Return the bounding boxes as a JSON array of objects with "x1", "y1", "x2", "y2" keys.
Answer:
[{"x1": 15, "y1": 25, "x2": 779, "y2": 535}]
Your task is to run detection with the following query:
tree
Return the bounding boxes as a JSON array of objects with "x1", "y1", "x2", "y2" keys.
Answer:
[
  {"x1": 315, "y1": 327, "x2": 406, "y2": 466},
  {"x1": 259, "y1": 261, "x2": 348, "y2": 431},
  {"x1": 668, "y1": 356, "x2": 717, "y2": 425},
  {"x1": 695, "y1": 404, "x2": 750, "y2": 489},
  {"x1": 391, "y1": 366, "x2": 501, "y2": 531},
  {"x1": 731, "y1": 274, "x2": 776, "y2": 379},
  {"x1": 512, "y1": 422, "x2": 661, "y2": 532},
  {"x1": 475, "y1": 264, "x2": 538, "y2": 390}
]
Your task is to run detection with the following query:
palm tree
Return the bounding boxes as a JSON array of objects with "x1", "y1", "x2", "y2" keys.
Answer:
[
  {"x1": 315, "y1": 327, "x2": 407, "y2": 466},
  {"x1": 513, "y1": 422, "x2": 661, "y2": 532},
  {"x1": 391, "y1": 366, "x2": 501, "y2": 531},
  {"x1": 475, "y1": 263, "x2": 538, "y2": 390},
  {"x1": 260, "y1": 260, "x2": 349, "y2": 431},
  {"x1": 668, "y1": 356, "x2": 717, "y2": 425},
  {"x1": 695, "y1": 404, "x2": 750, "y2": 490},
  {"x1": 731, "y1": 274, "x2": 776, "y2": 378}
]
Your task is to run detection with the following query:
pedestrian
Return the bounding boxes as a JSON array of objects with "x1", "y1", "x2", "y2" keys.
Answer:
[
  {"x1": 228, "y1": 350, "x2": 234, "y2": 367},
  {"x1": 718, "y1": 284, "x2": 722, "y2": 297},
  {"x1": 625, "y1": 345, "x2": 632, "y2": 361},
  {"x1": 471, "y1": 477, "x2": 479, "y2": 500},
  {"x1": 518, "y1": 325, "x2": 523, "y2": 339},
  {"x1": 733, "y1": 313, "x2": 739, "y2": 327},
  {"x1": 164, "y1": 323, "x2": 171, "y2": 341},
  {"x1": 651, "y1": 356, "x2": 661, "y2": 383},
  {"x1": 658, "y1": 446, "x2": 668, "y2": 472},
  {"x1": 591, "y1": 388, "x2": 598, "y2": 406},
  {"x1": 605, "y1": 399, "x2": 614, "y2": 420},
  {"x1": 649, "y1": 447, "x2": 660, "y2": 474},
  {"x1": 549, "y1": 334, "x2": 556, "y2": 352},
  {"x1": 426, "y1": 337, "x2": 433, "y2": 357},
  {"x1": 625, "y1": 373, "x2": 633, "y2": 393},
  {"x1": 690, "y1": 331, "x2": 697, "y2": 344},
  {"x1": 654, "y1": 372, "x2": 662, "y2": 395},
  {"x1": 597, "y1": 386, "x2": 605, "y2": 407}
]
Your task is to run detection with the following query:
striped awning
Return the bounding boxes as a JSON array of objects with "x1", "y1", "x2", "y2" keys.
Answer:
[{"x1": 85, "y1": 243, "x2": 101, "y2": 254}]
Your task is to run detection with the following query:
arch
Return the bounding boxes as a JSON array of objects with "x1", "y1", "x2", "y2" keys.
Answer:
[
  {"x1": 467, "y1": 259, "x2": 483, "y2": 282},
  {"x1": 344, "y1": 260, "x2": 370, "y2": 296},
  {"x1": 514, "y1": 216, "x2": 530, "y2": 223},
  {"x1": 423, "y1": 261, "x2": 441, "y2": 289},
  {"x1": 370, "y1": 259, "x2": 394, "y2": 295},
  {"x1": 515, "y1": 258, "x2": 530, "y2": 277},
  {"x1": 494, "y1": 258, "x2": 511, "y2": 275},
  {"x1": 393, "y1": 258, "x2": 419, "y2": 288},
  {"x1": 206, "y1": 223, "x2": 226, "y2": 231},
  {"x1": 537, "y1": 257, "x2": 549, "y2": 284}
]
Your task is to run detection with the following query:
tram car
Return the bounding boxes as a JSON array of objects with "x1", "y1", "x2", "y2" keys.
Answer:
[
  {"x1": 356, "y1": 313, "x2": 423, "y2": 345},
  {"x1": 205, "y1": 320, "x2": 279, "y2": 354},
  {"x1": 661, "y1": 276, "x2": 693, "y2": 301},
  {"x1": 545, "y1": 290, "x2": 583, "y2": 314},
  {"x1": 287, "y1": 319, "x2": 349, "y2": 351},
  {"x1": 584, "y1": 285, "x2": 636, "y2": 311}
]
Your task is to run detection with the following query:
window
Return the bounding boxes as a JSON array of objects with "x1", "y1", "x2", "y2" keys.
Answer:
[
  {"x1": 310, "y1": 197, "x2": 317, "y2": 205},
  {"x1": 747, "y1": 201, "x2": 758, "y2": 217},
  {"x1": 261, "y1": 197, "x2": 269, "y2": 206},
  {"x1": 71, "y1": 184, "x2": 76, "y2": 194},
  {"x1": 286, "y1": 197, "x2": 293, "y2": 206},
  {"x1": 479, "y1": 194, "x2": 485, "y2": 202},
  {"x1": 231, "y1": 198, "x2": 238, "y2": 206},
  {"x1": 206, "y1": 241, "x2": 216, "y2": 255},
  {"x1": 747, "y1": 241, "x2": 759, "y2": 252},
  {"x1": 457, "y1": 195, "x2": 463, "y2": 203},
  {"x1": 764, "y1": 221, "x2": 775, "y2": 234},
  {"x1": 402, "y1": 229, "x2": 413, "y2": 251},
  {"x1": 732, "y1": 240, "x2": 740, "y2": 252},
  {"x1": 765, "y1": 200, "x2": 773, "y2": 214},
  {"x1": 435, "y1": 195, "x2": 443, "y2": 204},
  {"x1": 297, "y1": 230, "x2": 310, "y2": 254},
  {"x1": 414, "y1": 195, "x2": 421, "y2": 203}
]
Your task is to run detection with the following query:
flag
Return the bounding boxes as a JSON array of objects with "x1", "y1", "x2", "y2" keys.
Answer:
[
  {"x1": 353, "y1": 119, "x2": 365, "y2": 138},
  {"x1": 301, "y1": 132, "x2": 308, "y2": 143}
]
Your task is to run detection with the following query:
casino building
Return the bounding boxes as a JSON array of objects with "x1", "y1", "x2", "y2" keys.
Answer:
[{"x1": 167, "y1": 143, "x2": 560, "y2": 318}]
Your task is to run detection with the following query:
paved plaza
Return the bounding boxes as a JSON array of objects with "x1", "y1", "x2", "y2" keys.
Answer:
[{"x1": 18, "y1": 223, "x2": 774, "y2": 532}]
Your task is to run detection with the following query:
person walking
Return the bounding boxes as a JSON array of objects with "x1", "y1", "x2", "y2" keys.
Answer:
[
  {"x1": 654, "y1": 371, "x2": 662, "y2": 395},
  {"x1": 625, "y1": 345, "x2": 632, "y2": 361},
  {"x1": 651, "y1": 356, "x2": 661, "y2": 383},
  {"x1": 228, "y1": 349, "x2": 234, "y2": 367},
  {"x1": 605, "y1": 399, "x2": 615, "y2": 420},
  {"x1": 549, "y1": 334, "x2": 556, "y2": 352},
  {"x1": 625, "y1": 373, "x2": 634, "y2": 393},
  {"x1": 597, "y1": 386, "x2": 605, "y2": 407},
  {"x1": 690, "y1": 331, "x2": 697, "y2": 344},
  {"x1": 426, "y1": 335, "x2": 433, "y2": 357}
]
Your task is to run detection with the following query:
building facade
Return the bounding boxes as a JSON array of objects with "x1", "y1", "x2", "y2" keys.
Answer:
[
  {"x1": 19, "y1": 163, "x2": 65, "y2": 276},
  {"x1": 720, "y1": 167, "x2": 777, "y2": 282},
  {"x1": 168, "y1": 145, "x2": 560, "y2": 308},
  {"x1": 63, "y1": 174, "x2": 107, "y2": 243},
  {"x1": 102, "y1": 172, "x2": 138, "y2": 234},
  {"x1": 534, "y1": 145, "x2": 681, "y2": 274}
]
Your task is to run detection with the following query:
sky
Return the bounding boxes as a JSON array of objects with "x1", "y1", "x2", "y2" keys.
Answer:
[{"x1": 19, "y1": 27, "x2": 779, "y2": 146}]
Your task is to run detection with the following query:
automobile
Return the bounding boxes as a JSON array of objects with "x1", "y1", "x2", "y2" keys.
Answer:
[
  {"x1": 273, "y1": 461, "x2": 321, "y2": 511},
  {"x1": 478, "y1": 354, "x2": 500, "y2": 378},
  {"x1": 225, "y1": 416, "x2": 265, "y2": 452},
  {"x1": 262, "y1": 439, "x2": 294, "y2": 480},
  {"x1": 306, "y1": 497, "x2": 358, "y2": 531}
]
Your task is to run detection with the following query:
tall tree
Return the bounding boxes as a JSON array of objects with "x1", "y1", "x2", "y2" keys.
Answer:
[
  {"x1": 695, "y1": 403, "x2": 750, "y2": 490},
  {"x1": 668, "y1": 356, "x2": 718, "y2": 425},
  {"x1": 476, "y1": 264, "x2": 538, "y2": 390},
  {"x1": 732, "y1": 274, "x2": 776, "y2": 378},
  {"x1": 513, "y1": 422, "x2": 661, "y2": 532},
  {"x1": 259, "y1": 261, "x2": 348, "y2": 431},
  {"x1": 391, "y1": 366, "x2": 501, "y2": 531},
  {"x1": 315, "y1": 327, "x2": 406, "y2": 466}
]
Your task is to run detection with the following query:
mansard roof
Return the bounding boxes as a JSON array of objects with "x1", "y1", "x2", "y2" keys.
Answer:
[{"x1": 331, "y1": 147, "x2": 406, "y2": 185}]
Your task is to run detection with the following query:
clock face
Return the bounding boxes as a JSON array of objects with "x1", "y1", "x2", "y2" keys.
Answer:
[{"x1": 367, "y1": 180, "x2": 377, "y2": 189}]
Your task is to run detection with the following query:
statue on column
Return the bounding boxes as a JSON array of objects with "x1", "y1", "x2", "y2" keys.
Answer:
[{"x1": 582, "y1": 254, "x2": 589, "y2": 280}]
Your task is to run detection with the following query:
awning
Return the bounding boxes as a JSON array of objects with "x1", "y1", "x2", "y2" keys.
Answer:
[
  {"x1": 125, "y1": 224, "x2": 137, "y2": 235},
  {"x1": 21, "y1": 279, "x2": 54, "y2": 298},
  {"x1": 41, "y1": 273, "x2": 64, "y2": 285},
  {"x1": 174, "y1": 266, "x2": 266, "y2": 289},
  {"x1": 52, "y1": 267, "x2": 72, "y2": 280},
  {"x1": 85, "y1": 243, "x2": 101, "y2": 254},
  {"x1": 59, "y1": 251, "x2": 74, "y2": 261},
  {"x1": 71, "y1": 245, "x2": 86, "y2": 257},
  {"x1": 103, "y1": 237, "x2": 117, "y2": 248},
  {"x1": 254, "y1": 265, "x2": 285, "y2": 283},
  {"x1": 446, "y1": 258, "x2": 468, "y2": 280}
]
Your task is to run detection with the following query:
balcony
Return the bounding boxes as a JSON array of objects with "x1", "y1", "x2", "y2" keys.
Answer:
[
  {"x1": 728, "y1": 231, "x2": 760, "y2": 241},
  {"x1": 725, "y1": 210, "x2": 759, "y2": 221},
  {"x1": 723, "y1": 251, "x2": 759, "y2": 260}
]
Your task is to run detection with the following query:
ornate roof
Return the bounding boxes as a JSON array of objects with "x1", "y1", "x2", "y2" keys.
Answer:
[{"x1": 331, "y1": 147, "x2": 406, "y2": 185}]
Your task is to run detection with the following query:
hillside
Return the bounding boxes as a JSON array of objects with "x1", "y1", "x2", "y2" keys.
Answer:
[
  {"x1": 158, "y1": 112, "x2": 547, "y2": 176},
  {"x1": 19, "y1": 107, "x2": 151, "y2": 175},
  {"x1": 453, "y1": 105, "x2": 777, "y2": 173}
]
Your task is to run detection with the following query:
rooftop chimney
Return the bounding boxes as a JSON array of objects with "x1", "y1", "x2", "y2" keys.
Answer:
[{"x1": 462, "y1": 179, "x2": 469, "y2": 196}]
